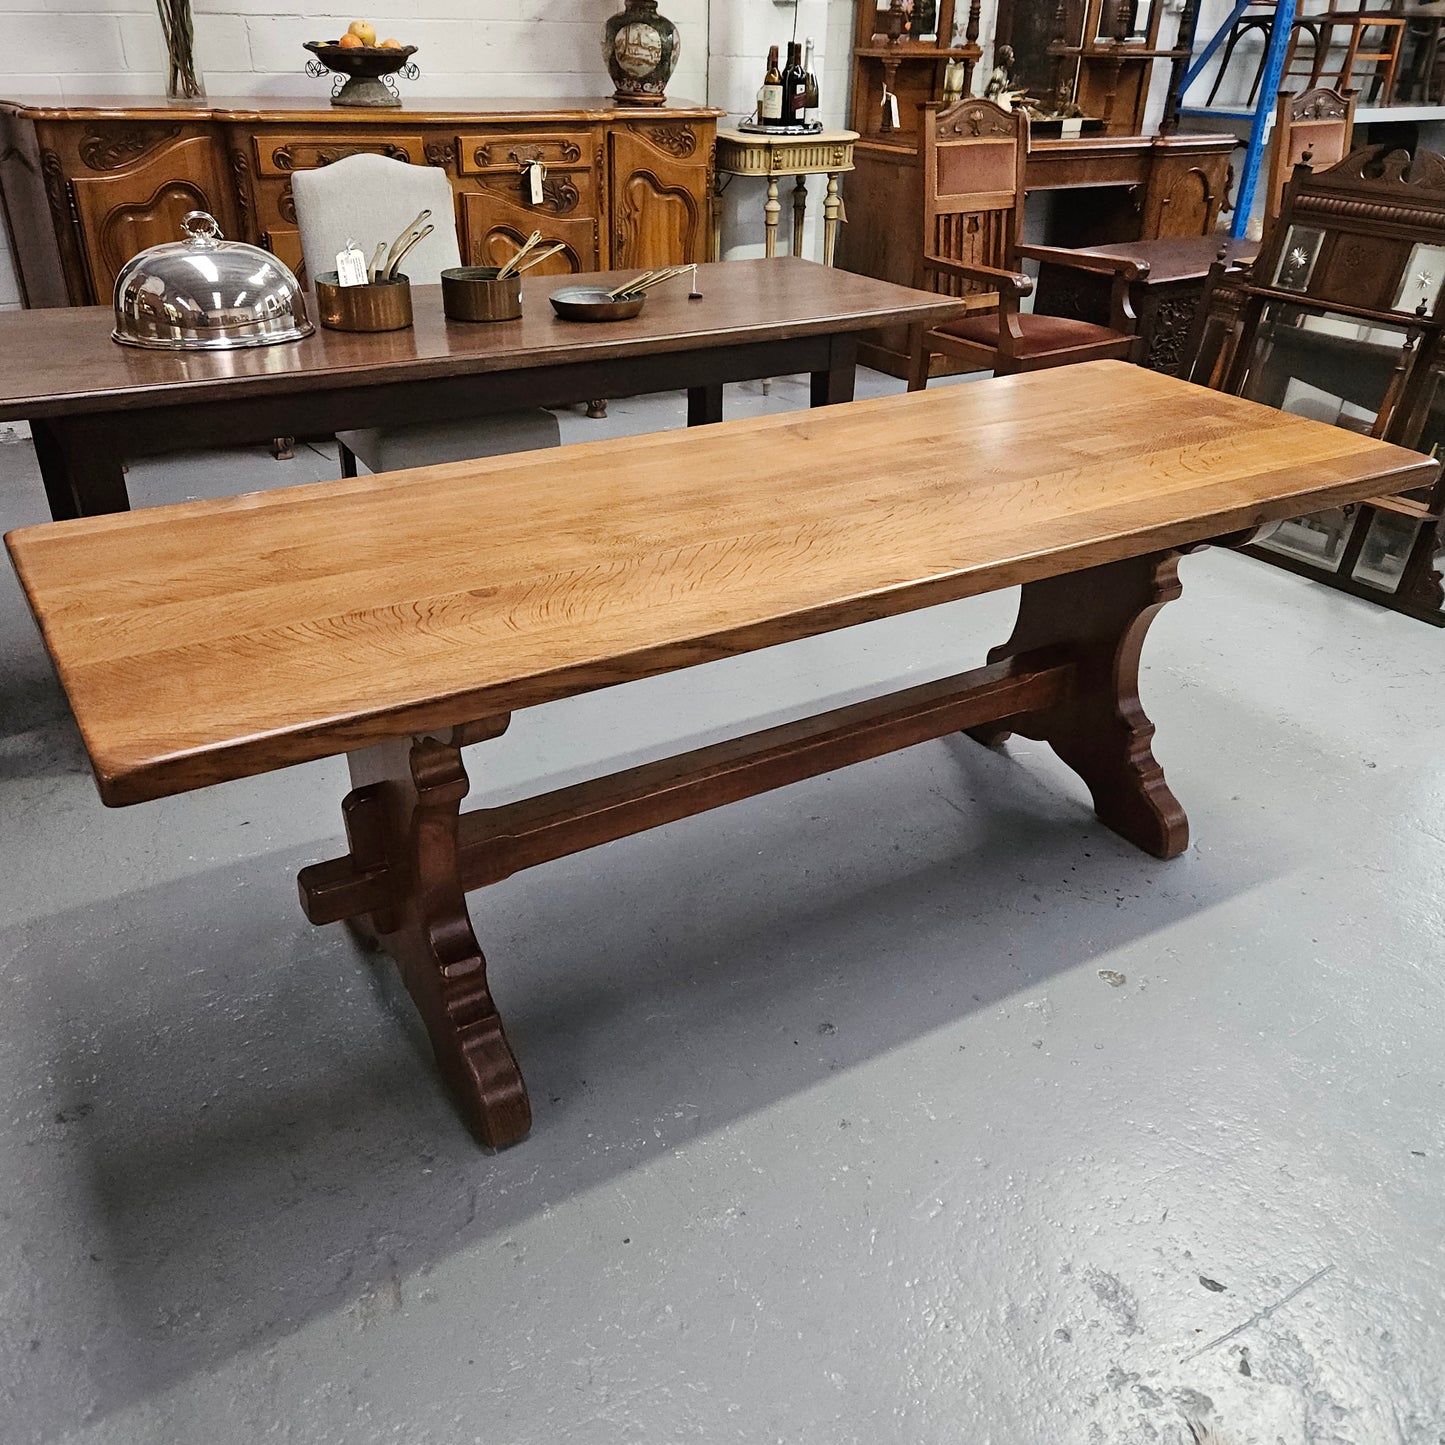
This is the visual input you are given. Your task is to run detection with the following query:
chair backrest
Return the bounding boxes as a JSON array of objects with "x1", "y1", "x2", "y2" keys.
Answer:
[
  {"x1": 1266, "y1": 87, "x2": 1356, "y2": 224},
  {"x1": 919, "y1": 97, "x2": 1028, "y2": 296},
  {"x1": 1198, "y1": 145, "x2": 1445, "y2": 446},
  {"x1": 291, "y1": 153, "x2": 462, "y2": 287}
]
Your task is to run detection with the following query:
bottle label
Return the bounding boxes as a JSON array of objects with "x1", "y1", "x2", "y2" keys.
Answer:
[
  {"x1": 788, "y1": 83, "x2": 807, "y2": 118},
  {"x1": 760, "y1": 83, "x2": 784, "y2": 121}
]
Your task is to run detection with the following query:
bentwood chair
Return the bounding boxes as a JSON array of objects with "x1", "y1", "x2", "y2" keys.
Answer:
[
  {"x1": 906, "y1": 98, "x2": 1147, "y2": 390},
  {"x1": 292, "y1": 153, "x2": 559, "y2": 477}
]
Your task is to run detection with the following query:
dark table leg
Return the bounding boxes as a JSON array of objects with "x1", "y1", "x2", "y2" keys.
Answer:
[
  {"x1": 30, "y1": 417, "x2": 132, "y2": 521},
  {"x1": 687, "y1": 383, "x2": 725, "y2": 426},
  {"x1": 967, "y1": 550, "x2": 1190, "y2": 860},
  {"x1": 811, "y1": 333, "x2": 858, "y2": 408}
]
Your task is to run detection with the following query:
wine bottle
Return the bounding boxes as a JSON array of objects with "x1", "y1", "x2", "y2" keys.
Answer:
[
  {"x1": 783, "y1": 41, "x2": 807, "y2": 126},
  {"x1": 758, "y1": 45, "x2": 784, "y2": 127},
  {"x1": 802, "y1": 37, "x2": 820, "y2": 122}
]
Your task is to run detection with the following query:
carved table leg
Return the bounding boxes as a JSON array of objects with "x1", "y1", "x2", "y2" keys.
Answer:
[
  {"x1": 334, "y1": 722, "x2": 531, "y2": 1148},
  {"x1": 969, "y1": 551, "x2": 1190, "y2": 860}
]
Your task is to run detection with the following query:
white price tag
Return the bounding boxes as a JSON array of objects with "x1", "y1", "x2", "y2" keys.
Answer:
[
  {"x1": 335, "y1": 243, "x2": 369, "y2": 287},
  {"x1": 887, "y1": 93, "x2": 900, "y2": 130},
  {"x1": 527, "y1": 160, "x2": 545, "y2": 206}
]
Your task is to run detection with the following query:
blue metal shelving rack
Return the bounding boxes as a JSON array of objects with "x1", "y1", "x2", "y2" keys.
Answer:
[{"x1": 1175, "y1": 0, "x2": 1299, "y2": 237}]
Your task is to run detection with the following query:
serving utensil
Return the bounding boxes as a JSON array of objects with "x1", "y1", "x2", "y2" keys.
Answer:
[
  {"x1": 385, "y1": 222, "x2": 433, "y2": 279},
  {"x1": 496, "y1": 230, "x2": 544, "y2": 281},
  {"x1": 605, "y1": 265, "x2": 691, "y2": 300},
  {"x1": 512, "y1": 242, "x2": 569, "y2": 275},
  {"x1": 383, "y1": 209, "x2": 431, "y2": 276},
  {"x1": 367, "y1": 241, "x2": 389, "y2": 282}
]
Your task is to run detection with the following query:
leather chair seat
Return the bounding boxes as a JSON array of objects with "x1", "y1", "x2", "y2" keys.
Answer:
[{"x1": 934, "y1": 311, "x2": 1130, "y2": 357}]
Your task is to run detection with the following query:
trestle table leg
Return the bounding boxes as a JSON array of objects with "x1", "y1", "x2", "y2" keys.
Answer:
[{"x1": 969, "y1": 551, "x2": 1190, "y2": 860}]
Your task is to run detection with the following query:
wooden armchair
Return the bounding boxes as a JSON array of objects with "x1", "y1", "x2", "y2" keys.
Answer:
[
  {"x1": 906, "y1": 98, "x2": 1148, "y2": 390},
  {"x1": 1265, "y1": 86, "x2": 1356, "y2": 225}
]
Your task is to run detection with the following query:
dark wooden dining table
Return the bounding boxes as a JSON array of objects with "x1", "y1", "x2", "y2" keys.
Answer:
[{"x1": 0, "y1": 257, "x2": 965, "y2": 521}]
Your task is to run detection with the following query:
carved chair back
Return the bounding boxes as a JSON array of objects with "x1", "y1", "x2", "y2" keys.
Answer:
[
  {"x1": 1266, "y1": 87, "x2": 1356, "y2": 224},
  {"x1": 919, "y1": 97, "x2": 1028, "y2": 300},
  {"x1": 1206, "y1": 146, "x2": 1445, "y2": 446}
]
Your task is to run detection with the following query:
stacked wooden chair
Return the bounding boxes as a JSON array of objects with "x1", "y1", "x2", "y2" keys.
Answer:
[{"x1": 1185, "y1": 143, "x2": 1445, "y2": 625}]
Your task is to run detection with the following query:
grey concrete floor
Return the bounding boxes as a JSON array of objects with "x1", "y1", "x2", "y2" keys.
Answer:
[{"x1": 0, "y1": 373, "x2": 1442, "y2": 1445}]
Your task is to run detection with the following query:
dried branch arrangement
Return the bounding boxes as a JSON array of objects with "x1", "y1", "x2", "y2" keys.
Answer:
[{"x1": 156, "y1": 0, "x2": 203, "y2": 100}]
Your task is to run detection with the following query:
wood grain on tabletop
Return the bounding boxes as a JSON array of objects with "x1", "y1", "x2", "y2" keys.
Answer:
[
  {"x1": 0, "y1": 258, "x2": 965, "y2": 421},
  {"x1": 7, "y1": 361, "x2": 1436, "y2": 806}
]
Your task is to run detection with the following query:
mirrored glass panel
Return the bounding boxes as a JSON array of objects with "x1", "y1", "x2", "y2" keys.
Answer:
[
  {"x1": 1272, "y1": 227, "x2": 1325, "y2": 293},
  {"x1": 1391, "y1": 242, "x2": 1445, "y2": 315}
]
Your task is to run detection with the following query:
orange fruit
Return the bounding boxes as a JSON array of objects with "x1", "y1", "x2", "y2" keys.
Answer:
[
  {"x1": 337, "y1": 32, "x2": 363, "y2": 47},
  {"x1": 380, "y1": 37, "x2": 403, "y2": 48}
]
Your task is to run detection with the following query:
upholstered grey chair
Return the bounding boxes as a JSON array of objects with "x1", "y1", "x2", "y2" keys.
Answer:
[{"x1": 291, "y1": 152, "x2": 560, "y2": 476}]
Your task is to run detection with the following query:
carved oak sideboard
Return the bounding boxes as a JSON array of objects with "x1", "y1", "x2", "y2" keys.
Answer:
[{"x1": 0, "y1": 95, "x2": 722, "y2": 307}]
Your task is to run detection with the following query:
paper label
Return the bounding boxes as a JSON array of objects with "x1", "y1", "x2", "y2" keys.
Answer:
[
  {"x1": 335, "y1": 246, "x2": 368, "y2": 287},
  {"x1": 887, "y1": 93, "x2": 900, "y2": 130},
  {"x1": 527, "y1": 160, "x2": 544, "y2": 205},
  {"x1": 1061, "y1": 117, "x2": 1084, "y2": 140},
  {"x1": 760, "y1": 83, "x2": 784, "y2": 121}
]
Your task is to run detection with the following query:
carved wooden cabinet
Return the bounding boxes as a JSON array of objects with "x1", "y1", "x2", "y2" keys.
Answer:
[{"x1": 0, "y1": 96, "x2": 721, "y2": 307}]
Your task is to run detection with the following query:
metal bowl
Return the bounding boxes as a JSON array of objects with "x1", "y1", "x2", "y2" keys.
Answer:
[
  {"x1": 112, "y1": 211, "x2": 313, "y2": 351},
  {"x1": 549, "y1": 286, "x2": 646, "y2": 322},
  {"x1": 303, "y1": 40, "x2": 419, "y2": 107}
]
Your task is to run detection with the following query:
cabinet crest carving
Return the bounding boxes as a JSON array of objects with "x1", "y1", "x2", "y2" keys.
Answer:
[
  {"x1": 937, "y1": 99, "x2": 1015, "y2": 138},
  {"x1": 272, "y1": 141, "x2": 410, "y2": 171},
  {"x1": 424, "y1": 138, "x2": 457, "y2": 171},
  {"x1": 509, "y1": 142, "x2": 582, "y2": 166},
  {"x1": 277, "y1": 184, "x2": 297, "y2": 224},
  {"x1": 636, "y1": 124, "x2": 697, "y2": 157},
  {"x1": 79, "y1": 125, "x2": 183, "y2": 171}
]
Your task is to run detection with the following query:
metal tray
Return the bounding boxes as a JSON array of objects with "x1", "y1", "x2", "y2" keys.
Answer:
[{"x1": 549, "y1": 287, "x2": 646, "y2": 322}]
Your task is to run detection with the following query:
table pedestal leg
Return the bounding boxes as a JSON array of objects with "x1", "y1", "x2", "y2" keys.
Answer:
[
  {"x1": 823, "y1": 173, "x2": 842, "y2": 267},
  {"x1": 30, "y1": 417, "x2": 132, "y2": 521},
  {"x1": 688, "y1": 383, "x2": 724, "y2": 426},
  {"x1": 765, "y1": 176, "x2": 780, "y2": 258},
  {"x1": 792, "y1": 175, "x2": 807, "y2": 256},
  {"x1": 969, "y1": 551, "x2": 1189, "y2": 860},
  {"x1": 324, "y1": 723, "x2": 531, "y2": 1149}
]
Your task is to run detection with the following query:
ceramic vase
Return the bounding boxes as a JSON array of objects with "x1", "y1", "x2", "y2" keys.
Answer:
[{"x1": 605, "y1": 0, "x2": 680, "y2": 107}]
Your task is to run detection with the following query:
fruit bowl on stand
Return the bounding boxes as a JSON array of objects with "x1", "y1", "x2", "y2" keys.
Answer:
[{"x1": 303, "y1": 40, "x2": 419, "y2": 108}]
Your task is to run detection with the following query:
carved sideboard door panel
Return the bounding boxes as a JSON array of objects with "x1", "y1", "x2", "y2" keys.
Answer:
[
  {"x1": 608, "y1": 123, "x2": 710, "y2": 270},
  {"x1": 459, "y1": 191, "x2": 598, "y2": 273},
  {"x1": 68, "y1": 133, "x2": 235, "y2": 301},
  {"x1": 456, "y1": 127, "x2": 599, "y2": 273},
  {"x1": 1143, "y1": 153, "x2": 1225, "y2": 240}
]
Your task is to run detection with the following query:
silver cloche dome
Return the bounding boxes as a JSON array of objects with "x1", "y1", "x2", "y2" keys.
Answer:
[{"x1": 112, "y1": 210, "x2": 314, "y2": 351}]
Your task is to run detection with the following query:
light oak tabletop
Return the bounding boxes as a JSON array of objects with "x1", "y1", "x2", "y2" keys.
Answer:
[
  {"x1": 0, "y1": 258, "x2": 963, "y2": 421},
  {"x1": 8, "y1": 361, "x2": 1435, "y2": 806}
]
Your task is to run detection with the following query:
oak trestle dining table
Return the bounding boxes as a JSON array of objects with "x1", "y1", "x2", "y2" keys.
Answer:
[
  {"x1": 0, "y1": 257, "x2": 965, "y2": 521},
  {"x1": 7, "y1": 362, "x2": 1435, "y2": 1151}
]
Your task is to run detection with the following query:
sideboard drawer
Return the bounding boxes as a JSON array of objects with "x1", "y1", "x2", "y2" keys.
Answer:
[
  {"x1": 254, "y1": 132, "x2": 429, "y2": 178},
  {"x1": 456, "y1": 130, "x2": 593, "y2": 176}
]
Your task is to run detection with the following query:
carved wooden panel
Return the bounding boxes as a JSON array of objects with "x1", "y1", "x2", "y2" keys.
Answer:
[
  {"x1": 263, "y1": 227, "x2": 305, "y2": 283},
  {"x1": 458, "y1": 191, "x2": 596, "y2": 273},
  {"x1": 69, "y1": 133, "x2": 232, "y2": 297},
  {"x1": 608, "y1": 127, "x2": 708, "y2": 269},
  {"x1": 1144, "y1": 158, "x2": 1225, "y2": 239},
  {"x1": 253, "y1": 133, "x2": 425, "y2": 178},
  {"x1": 457, "y1": 130, "x2": 590, "y2": 175}
]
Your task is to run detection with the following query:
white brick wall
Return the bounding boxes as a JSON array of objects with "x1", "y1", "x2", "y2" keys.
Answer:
[{"x1": 21, "y1": 2, "x2": 1204, "y2": 309}]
